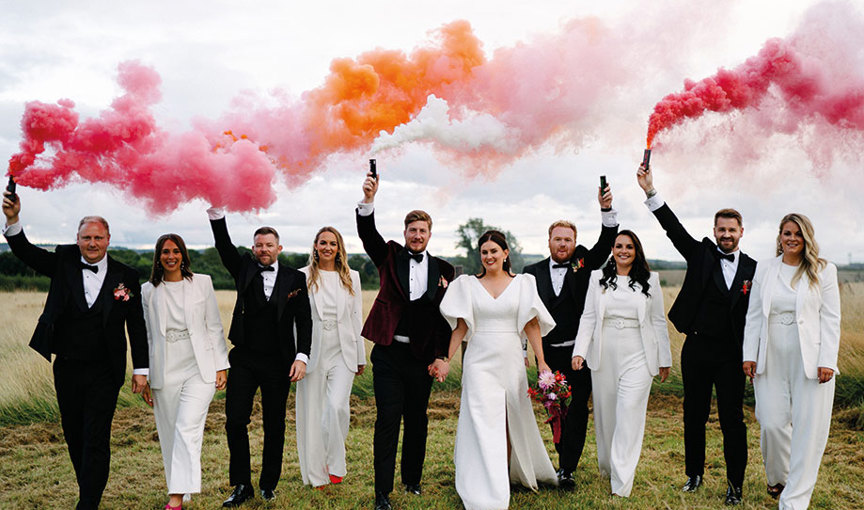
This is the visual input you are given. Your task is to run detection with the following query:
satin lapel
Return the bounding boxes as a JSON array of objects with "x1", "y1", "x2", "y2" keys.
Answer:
[
  {"x1": 157, "y1": 283, "x2": 167, "y2": 335},
  {"x1": 101, "y1": 257, "x2": 123, "y2": 325},
  {"x1": 64, "y1": 256, "x2": 88, "y2": 312},
  {"x1": 535, "y1": 258, "x2": 555, "y2": 305},
  {"x1": 762, "y1": 258, "x2": 782, "y2": 318},
  {"x1": 424, "y1": 255, "x2": 441, "y2": 302},
  {"x1": 729, "y1": 256, "x2": 751, "y2": 308},
  {"x1": 637, "y1": 289, "x2": 648, "y2": 323},
  {"x1": 712, "y1": 259, "x2": 729, "y2": 296},
  {"x1": 396, "y1": 250, "x2": 411, "y2": 300},
  {"x1": 335, "y1": 274, "x2": 346, "y2": 319},
  {"x1": 276, "y1": 264, "x2": 291, "y2": 319},
  {"x1": 303, "y1": 268, "x2": 324, "y2": 320},
  {"x1": 795, "y1": 267, "x2": 807, "y2": 317},
  {"x1": 182, "y1": 278, "x2": 194, "y2": 333}
]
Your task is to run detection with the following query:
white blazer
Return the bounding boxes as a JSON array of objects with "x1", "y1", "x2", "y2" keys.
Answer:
[
  {"x1": 743, "y1": 256, "x2": 841, "y2": 378},
  {"x1": 572, "y1": 270, "x2": 672, "y2": 376},
  {"x1": 300, "y1": 266, "x2": 365, "y2": 373},
  {"x1": 142, "y1": 274, "x2": 230, "y2": 389}
]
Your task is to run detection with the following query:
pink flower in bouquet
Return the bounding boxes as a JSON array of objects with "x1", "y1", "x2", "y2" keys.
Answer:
[
  {"x1": 537, "y1": 370, "x2": 556, "y2": 390},
  {"x1": 548, "y1": 392, "x2": 557, "y2": 401}
]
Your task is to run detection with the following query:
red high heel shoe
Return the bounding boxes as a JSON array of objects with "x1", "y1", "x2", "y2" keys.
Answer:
[{"x1": 329, "y1": 474, "x2": 343, "y2": 484}]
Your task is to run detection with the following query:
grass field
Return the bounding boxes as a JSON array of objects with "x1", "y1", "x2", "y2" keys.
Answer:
[{"x1": 1, "y1": 285, "x2": 863, "y2": 508}]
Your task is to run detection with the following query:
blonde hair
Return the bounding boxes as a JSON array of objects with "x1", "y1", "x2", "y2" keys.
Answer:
[
  {"x1": 307, "y1": 226, "x2": 354, "y2": 296},
  {"x1": 775, "y1": 213, "x2": 826, "y2": 288}
]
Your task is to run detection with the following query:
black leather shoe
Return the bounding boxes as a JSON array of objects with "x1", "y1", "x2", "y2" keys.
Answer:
[
  {"x1": 222, "y1": 484, "x2": 254, "y2": 507},
  {"x1": 374, "y1": 492, "x2": 392, "y2": 510},
  {"x1": 724, "y1": 482, "x2": 743, "y2": 506},
  {"x1": 405, "y1": 483, "x2": 421, "y2": 495},
  {"x1": 682, "y1": 475, "x2": 702, "y2": 492},
  {"x1": 767, "y1": 483, "x2": 784, "y2": 499},
  {"x1": 556, "y1": 468, "x2": 575, "y2": 490},
  {"x1": 260, "y1": 488, "x2": 275, "y2": 501}
]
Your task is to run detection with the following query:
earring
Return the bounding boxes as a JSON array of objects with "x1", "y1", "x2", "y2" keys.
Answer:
[{"x1": 314, "y1": 251, "x2": 319, "y2": 260}]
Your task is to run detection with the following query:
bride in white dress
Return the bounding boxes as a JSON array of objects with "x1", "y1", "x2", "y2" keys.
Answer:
[{"x1": 434, "y1": 230, "x2": 558, "y2": 510}]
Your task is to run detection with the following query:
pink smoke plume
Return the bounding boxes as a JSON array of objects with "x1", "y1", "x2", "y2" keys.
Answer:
[{"x1": 646, "y1": 3, "x2": 864, "y2": 158}]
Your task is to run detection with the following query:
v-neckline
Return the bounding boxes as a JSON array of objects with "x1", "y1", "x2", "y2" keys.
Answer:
[{"x1": 476, "y1": 274, "x2": 517, "y2": 300}]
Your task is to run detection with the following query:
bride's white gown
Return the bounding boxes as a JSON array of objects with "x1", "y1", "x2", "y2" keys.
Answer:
[{"x1": 440, "y1": 273, "x2": 558, "y2": 510}]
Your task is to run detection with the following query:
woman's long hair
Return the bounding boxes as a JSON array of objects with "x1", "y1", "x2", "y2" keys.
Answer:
[
  {"x1": 775, "y1": 213, "x2": 826, "y2": 288},
  {"x1": 599, "y1": 230, "x2": 651, "y2": 297},
  {"x1": 476, "y1": 230, "x2": 513, "y2": 278},
  {"x1": 149, "y1": 233, "x2": 194, "y2": 286},
  {"x1": 307, "y1": 226, "x2": 355, "y2": 295}
]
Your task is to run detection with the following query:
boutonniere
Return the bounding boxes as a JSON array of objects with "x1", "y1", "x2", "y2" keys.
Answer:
[
  {"x1": 741, "y1": 280, "x2": 752, "y2": 295},
  {"x1": 285, "y1": 288, "x2": 302, "y2": 300},
  {"x1": 113, "y1": 283, "x2": 134, "y2": 301},
  {"x1": 438, "y1": 276, "x2": 448, "y2": 289},
  {"x1": 572, "y1": 258, "x2": 585, "y2": 273}
]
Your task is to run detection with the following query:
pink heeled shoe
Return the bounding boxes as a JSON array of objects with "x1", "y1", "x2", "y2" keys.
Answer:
[{"x1": 165, "y1": 503, "x2": 181, "y2": 510}]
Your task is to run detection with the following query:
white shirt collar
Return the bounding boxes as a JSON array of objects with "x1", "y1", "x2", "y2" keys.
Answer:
[
  {"x1": 716, "y1": 247, "x2": 740, "y2": 262},
  {"x1": 80, "y1": 255, "x2": 109, "y2": 272}
]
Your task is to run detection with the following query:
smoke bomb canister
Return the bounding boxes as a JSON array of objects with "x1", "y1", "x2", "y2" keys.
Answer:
[
  {"x1": 642, "y1": 149, "x2": 651, "y2": 168},
  {"x1": 369, "y1": 159, "x2": 377, "y2": 178}
]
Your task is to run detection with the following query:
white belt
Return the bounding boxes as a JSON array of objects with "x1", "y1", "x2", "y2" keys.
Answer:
[
  {"x1": 602, "y1": 317, "x2": 640, "y2": 329},
  {"x1": 165, "y1": 329, "x2": 191, "y2": 343},
  {"x1": 769, "y1": 312, "x2": 796, "y2": 326},
  {"x1": 321, "y1": 318, "x2": 338, "y2": 331}
]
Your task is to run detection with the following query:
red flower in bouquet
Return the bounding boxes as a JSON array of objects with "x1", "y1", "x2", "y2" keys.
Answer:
[{"x1": 528, "y1": 370, "x2": 571, "y2": 442}]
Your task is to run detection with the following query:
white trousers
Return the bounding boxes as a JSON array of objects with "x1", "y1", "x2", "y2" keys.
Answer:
[
  {"x1": 754, "y1": 320, "x2": 834, "y2": 510},
  {"x1": 152, "y1": 337, "x2": 216, "y2": 495},
  {"x1": 296, "y1": 327, "x2": 356, "y2": 487},
  {"x1": 591, "y1": 324, "x2": 653, "y2": 497}
]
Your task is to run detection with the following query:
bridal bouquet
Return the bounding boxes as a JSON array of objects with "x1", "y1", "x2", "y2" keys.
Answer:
[{"x1": 528, "y1": 370, "x2": 571, "y2": 442}]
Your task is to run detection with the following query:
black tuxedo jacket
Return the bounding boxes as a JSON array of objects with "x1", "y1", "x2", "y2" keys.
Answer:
[
  {"x1": 523, "y1": 223, "x2": 618, "y2": 350},
  {"x1": 652, "y1": 203, "x2": 756, "y2": 343},
  {"x1": 5, "y1": 230, "x2": 148, "y2": 382},
  {"x1": 210, "y1": 217, "x2": 312, "y2": 362},
  {"x1": 356, "y1": 210, "x2": 454, "y2": 364}
]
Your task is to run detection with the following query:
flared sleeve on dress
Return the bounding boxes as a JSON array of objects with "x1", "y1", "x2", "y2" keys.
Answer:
[
  {"x1": 516, "y1": 273, "x2": 556, "y2": 337},
  {"x1": 439, "y1": 274, "x2": 476, "y2": 341}
]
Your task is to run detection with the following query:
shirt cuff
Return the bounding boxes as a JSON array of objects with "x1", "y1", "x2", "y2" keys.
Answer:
[
  {"x1": 601, "y1": 208, "x2": 618, "y2": 228},
  {"x1": 2, "y1": 221, "x2": 22, "y2": 237},
  {"x1": 644, "y1": 194, "x2": 665, "y2": 212},
  {"x1": 295, "y1": 353, "x2": 309, "y2": 364},
  {"x1": 206, "y1": 207, "x2": 226, "y2": 220},
  {"x1": 356, "y1": 201, "x2": 374, "y2": 217},
  {"x1": 132, "y1": 368, "x2": 149, "y2": 376}
]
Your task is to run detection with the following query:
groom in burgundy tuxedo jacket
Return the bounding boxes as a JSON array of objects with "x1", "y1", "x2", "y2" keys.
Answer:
[{"x1": 356, "y1": 170, "x2": 454, "y2": 510}]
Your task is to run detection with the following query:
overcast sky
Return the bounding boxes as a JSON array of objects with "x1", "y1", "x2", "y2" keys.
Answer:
[{"x1": 1, "y1": 0, "x2": 861, "y2": 264}]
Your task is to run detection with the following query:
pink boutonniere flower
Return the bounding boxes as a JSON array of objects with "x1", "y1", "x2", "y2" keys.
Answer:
[
  {"x1": 741, "y1": 280, "x2": 752, "y2": 295},
  {"x1": 439, "y1": 276, "x2": 448, "y2": 289},
  {"x1": 572, "y1": 258, "x2": 585, "y2": 273},
  {"x1": 113, "y1": 283, "x2": 133, "y2": 301}
]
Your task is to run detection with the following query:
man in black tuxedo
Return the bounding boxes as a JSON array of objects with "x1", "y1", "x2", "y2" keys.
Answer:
[
  {"x1": 207, "y1": 207, "x2": 312, "y2": 507},
  {"x1": 522, "y1": 184, "x2": 617, "y2": 488},
  {"x1": 2, "y1": 191, "x2": 148, "y2": 510},
  {"x1": 356, "y1": 171, "x2": 454, "y2": 510},
  {"x1": 637, "y1": 164, "x2": 756, "y2": 506}
]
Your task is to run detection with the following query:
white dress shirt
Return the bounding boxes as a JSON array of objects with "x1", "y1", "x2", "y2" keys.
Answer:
[
  {"x1": 80, "y1": 254, "x2": 109, "y2": 308},
  {"x1": 549, "y1": 258, "x2": 568, "y2": 297}
]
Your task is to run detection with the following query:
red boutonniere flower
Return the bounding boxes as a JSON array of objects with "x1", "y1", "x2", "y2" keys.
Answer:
[
  {"x1": 741, "y1": 280, "x2": 752, "y2": 295},
  {"x1": 572, "y1": 258, "x2": 585, "y2": 273},
  {"x1": 285, "y1": 288, "x2": 302, "y2": 300},
  {"x1": 113, "y1": 283, "x2": 133, "y2": 301},
  {"x1": 439, "y1": 276, "x2": 448, "y2": 289}
]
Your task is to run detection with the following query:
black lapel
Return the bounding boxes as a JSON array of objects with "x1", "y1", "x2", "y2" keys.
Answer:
[
  {"x1": 396, "y1": 249, "x2": 411, "y2": 299},
  {"x1": 535, "y1": 258, "x2": 555, "y2": 306},
  {"x1": 101, "y1": 257, "x2": 123, "y2": 324},
  {"x1": 424, "y1": 255, "x2": 442, "y2": 302},
  {"x1": 729, "y1": 254, "x2": 754, "y2": 308},
  {"x1": 64, "y1": 255, "x2": 89, "y2": 312},
  {"x1": 712, "y1": 257, "x2": 730, "y2": 295},
  {"x1": 240, "y1": 258, "x2": 260, "y2": 295},
  {"x1": 276, "y1": 263, "x2": 292, "y2": 318}
]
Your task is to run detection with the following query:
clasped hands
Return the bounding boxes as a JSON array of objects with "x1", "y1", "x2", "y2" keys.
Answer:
[{"x1": 429, "y1": 358, "x2": 450, "y2": 383}]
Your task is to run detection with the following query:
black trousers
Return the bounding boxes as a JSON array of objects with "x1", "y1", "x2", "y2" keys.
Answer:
[
  {"x1": 225, "y1": 347, "x2": 292, "y2": 491},
  {"x1": 53, "y1": 357, "x2": 122, "y2": 510},
  {"x1": 545, "y1": 345, "x2": 592, "y2": 473},
  {"x1": 371, "y1": 343, "x2": 434, "y2": 495},
  {"x1": 681, "y1": 334, "x2": 747, "y2": 486}
]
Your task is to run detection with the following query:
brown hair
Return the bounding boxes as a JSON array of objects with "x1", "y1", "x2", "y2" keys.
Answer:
[
  {"x1": 77, "y1": 216, "x2": 110, "y2": 235},
  {"x1": 714, "y1": 208, "x2": 743, "y2": 226},
  {"x1": 149, "y1": 233, "x2": 194, "y2": 286},
  {"x1": 253, "y1": 226, "x2": 280, "y2": 242},
  {"x1": 548, "y1": 220, "x2": 577, "y2": 239},
  {"x1": 307, "y1": 226, "x2": 355, "y2": 296},
  {"x1": 404, "y1": 210, "x2": 432, "y2": 230},
  {"x1": 476, "y1": 230, "x2": 512, "y2": 277}
]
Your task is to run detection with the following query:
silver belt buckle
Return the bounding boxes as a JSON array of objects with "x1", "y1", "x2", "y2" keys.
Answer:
[
  {"x1": 166, "y1": 329, "x2": 190, "y2": 343},
  {"x1": 322, "y1": 319, "x2": 337, "y2": 331},
  {"x1": 613, "y1": 319, "x2": 625, "y2": 330},
  {"x1": 780, "y1": 312, "x2": 795, "y2": 326}
]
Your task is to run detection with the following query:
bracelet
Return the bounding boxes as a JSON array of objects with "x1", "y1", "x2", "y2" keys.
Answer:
[
  {"x1": 645, "y1": 188, "x2": 657, "y2": 199},
  {"x1": 600, "y1": 207, "x2": 612, "y2": 212}
]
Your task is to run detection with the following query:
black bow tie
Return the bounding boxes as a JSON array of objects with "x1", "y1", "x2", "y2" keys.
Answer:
[
  {"x1": 404, "y1": 251, "x2": 424, "y2": 263},
  {"x1": 718, "y1": 252, "x2": 735, "y2": 262},
  {"x1": 552, "y1": 263, "x2": 570, "y2": 269},
  {"x1": 80, "y1": 263, "x2": 98, "y2": 274},
  {"x1": 258, "y1": 265, "x2": 275, "y2": 273}
]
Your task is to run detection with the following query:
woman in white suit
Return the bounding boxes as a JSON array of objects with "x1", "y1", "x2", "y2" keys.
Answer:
[
  {"x1": 140, "y1": 233, "x2": 230, "y2": 510},
  {"x1": 296, "y1": 226, "x2": 365, "y2": 488},
  {"x1": 571, "y1": 230, "x2": 672, "y2": 497},
  {"x1": 742, "y1": 213, "x2": 840, "y2": 509}
]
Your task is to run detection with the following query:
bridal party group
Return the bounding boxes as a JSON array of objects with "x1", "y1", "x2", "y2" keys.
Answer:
[{"x1": 1, "y1": 160, "x2": 840, "y2": 510}]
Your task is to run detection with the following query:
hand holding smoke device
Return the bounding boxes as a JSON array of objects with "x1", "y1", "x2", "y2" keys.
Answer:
[
  {"x1": 641, "y1": 149, "x2": 651, "y2": 169},
  {"x1": 369, "y1": 159, "x2": 377, "y2": 179},
  {"x1": 600, "y1": 175, "x2": 607, "y2": 192},
  {"x1": 5, "y1": 175, "x2": 17, "y2": 203}
]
